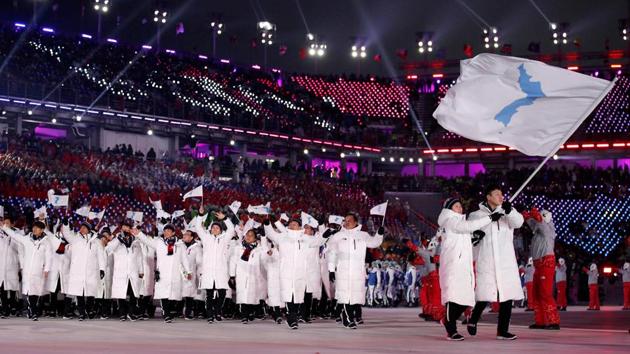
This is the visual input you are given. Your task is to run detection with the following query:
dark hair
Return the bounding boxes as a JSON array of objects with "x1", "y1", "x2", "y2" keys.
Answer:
[
  {"x1": 345, "y1": 212, "x2": 359, "y2": 223},
  {"x1": 484, "y1": 184, "x2": 502, "y2": 196},
  {"x1": 33, "y1": 221, "x2": 46, "y2": 230}
]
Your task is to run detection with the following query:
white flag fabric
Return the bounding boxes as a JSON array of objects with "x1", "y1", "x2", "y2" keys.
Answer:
[
  {"x1": 0, "y1": 206, "x2": 4, "y2": 218},
  {"x1": 247, "y1": 202, "x2": 271, "y2": 215},
  {"x1": 228, "y1": 201, "x2": 241, "y2": 215},
  {"x1": 328, "y1": 215, "x2": 344, "y2": 225},
  {"x1": 433, "y1": 53, "x2": 614, "y2": 156},
  {"x1": 280, "y1": 213, "x2": 289, "y2": 222},
  {"x1": 48, "y1": 193, "x2": 69, "y2": 207},
  {"x1": 171, "y1": 210, "x2": 185, "y2": 219},
  {"x1": 34, "y1": 206, "x2": 47, "y2": 219},
  {"x1": 370, "y1": 201, "x2": 388, "y2": 216},
  {"x1": 301, "y1": 212, "x2": 319, "y2": 228},
  {"x1": 183, "y1": 185, "x2": 203, "y2": 200},
  {"x1": 88, "y1": 210, "x2": 105, "y2": 220},
  {"x1": 150, "y1": 199, "x2": 163, "y2": 211},
  {"x1": 126, "y1": 211, "x2": 144, "y2": 223},
  {"x1": 75, "y1": 205, "x2": 91, "y2": 217},
  {"x1": 156, "y1": 209, "x2": 171, "y2": 219}
]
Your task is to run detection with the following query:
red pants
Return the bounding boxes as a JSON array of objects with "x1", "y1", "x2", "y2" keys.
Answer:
[
  {"x1": 623, "y1": 282, "x2": 630, "y2": 310},
  {"x1": 420, "y1": 271, "x2": 445, "y2": 321},
  {"x1": 588, "y1": 284, "x2": 600, "y2": 310},
  {"x1": 490, "y1": 302, "x2": 500, "y2": 312},
  {"x1": 533, "y1": 256, "x2": 560, "y2": 325},
  {"x1": 556, "y1": 281, "x2": 567, "y2": 308},
  {"x1": 525, "y1": 282, "x2": 535, "y2": 310}
]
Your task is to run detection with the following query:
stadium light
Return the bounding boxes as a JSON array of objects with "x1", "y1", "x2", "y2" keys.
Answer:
[
  {"x1": 147, "y1": 129, "x2": 153, "y2": 136},
  {"x1": 340, "y1": 152, "x2": 346, "y2": 158},
  {"x1": 93, "y1": 0, "x2": 109, "y2": 13},
  {"x1": 303, "y1": 149, "x2": 309, "y2": 155},
  {"x1": 551, "y1": 22, "x2": 569, "y2": 45},
  {"x1": 483, "y1": 27, "x2": 499, "y2": 49},
  {"x1": 154, "y1": 9, "x2": 168, "y2": 24},
  {"x1": 210, "y1": 13, "x2": 224, "y2": 57},
  {"x1": 351, "y1": 43, "x2": 367, "y2": 59},
  {"x1": 51, "y1": 118, "x2": 57, "y2": 124},
  {"x1": 307, "y1": 33, "x2": 327, "y2": 57},
  {"x1": 416, "y1": 32, "x2": 434, "y2": 54},
  {"x1": 258, "y1": 21, "x2": 276, "y2": 46},
  {"x1": 619, "y1": 19, "x2": 628, "y2": 41},
  {"x1": 229, "y1": 139, "x2": 235, "y2": 146}
]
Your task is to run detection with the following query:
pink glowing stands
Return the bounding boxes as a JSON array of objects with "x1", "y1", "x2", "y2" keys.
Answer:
[
  {"x1": 292, "y1": 76, "x2": 410, "y2": 118},
  {"x1": 584, "y1": 75, "x2": 630, "y2": 135}
]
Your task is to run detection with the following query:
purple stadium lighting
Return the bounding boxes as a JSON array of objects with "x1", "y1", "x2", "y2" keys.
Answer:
[
  {"x1": 198, "y1": 54, "x2": 208, "y2": 60},
  {"x1": 81, "y1": 34, "x2": 93, "y2": 39},
  {"x1": 14, "y1": 23, "x2": 26, "y2": 28},
  {"x1": 107, "y1": 38, "x2": 117, "y2": 43},
  {"x1": 252, "y1": 64, "x2": 261, "y2": 70},
  {"x1": 165, "y1": 49, "x2": 176, "y2": 54},
  {"x1": 42, "y1": 27, "x2": 54, "y2": 33},
  {"x1": 220, "y1": 59, "x2": 230, "y2": 64},
  {"x1": 142, "y1": 45, "x2": 153, "y2": 50}
]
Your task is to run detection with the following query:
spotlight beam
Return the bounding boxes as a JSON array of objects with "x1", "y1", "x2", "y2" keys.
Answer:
[
  {"x1": 294, "y1": 0, "x2": 311, "y2": 35},
  {"x1": 40, "y1": 4, "x2": 149, "y2": 103},
  {"x1": 455, "y1": 0, "x2": 490, "y2": 29},
  {"x1": 350, "y1": 0, "x2": 436, "y2": 160},
  {"x1": 0, "y1": 4, "x2": 52, "y2": 77},
  {"x1": 526, "y1": 0, "x2": 552, "y2": 24},
  {"x1": 85, "y1": 0, "x2": 194, "y2": 112}
]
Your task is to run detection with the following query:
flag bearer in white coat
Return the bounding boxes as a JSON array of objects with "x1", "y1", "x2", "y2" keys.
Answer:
[
  {"x1": 229, "y1": 229, "x2": 264, "y2": 324},
  {"x1": 263, "y1": 217, "x2": 324, "y2": 330},
  {"x1": 0, "y1": 214, "x2": 21, "y2": 318},
  {"x1": 61, "y1": 220, "x2": 106, "y2": 321},
  {"x1": 437, "y1": 198, "x2": 495, "y2": 341},
  {"x1": 133, "y1": 224, "x2": 192, "y2": 323},
  {"x1": 327, "y1": 213, "x2": 383, "y2": 329},
  {"x1": 1, "y1": 221, "x2": 51, "y2": 320},
  {"x1": 467, "y1": 185, "x2": 524, "y2": 340},
  {"x1": 191, "y1": 207, "x2": 235, "y2": 323},
  {"x1": 105, "y1": 226, "x2": 145, "y2": 321},
  {"x1": 181, "y1": 229, "x2": 203, "y2": 320},
  {"x1": 45, "y1": 222, "x2": 73, "y2": 318}
]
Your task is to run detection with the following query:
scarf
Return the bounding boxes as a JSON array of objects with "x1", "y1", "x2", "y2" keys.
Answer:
[
  {"x1": 184, "y1": 240, "x2": 195, "y2": 248},
  {"x1": 164, "y1": 236, "x2": 177, "y2": 255},
  {"x1": 118, "y1": 232, "x2": 133, "y2": 248},
  {"x1": 240, "y1": 240, "x2": 258, "y2": 262}
]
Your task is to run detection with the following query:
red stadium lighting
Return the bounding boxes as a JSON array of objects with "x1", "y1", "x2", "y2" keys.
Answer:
[
  {"x1": 610, "y1": 64, "x2": 622, "y2": 69},
  {"x1": 603, "y1": 267, "x2": 612, "y2": 274},
  {"x1": 567, "y1": 66, "x2": 579, "y2": 71},
  {"x1": 432, "y1": 73, "x2": 444, "y2": 78}
]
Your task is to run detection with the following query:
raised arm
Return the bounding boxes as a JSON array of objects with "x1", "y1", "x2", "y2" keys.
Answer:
[
  {"x1": 445, "y1": 215, "x2": 492, "y2": 235},
  {"x1": 1, "y1": 226, "x2": 27, "y2": 246},
  {"x1": 364, "y1": 229, "x2": 384, "y2": 249},
  {"x1": 505, "y1": 209, "x2": 524, "y2": 229},
  {"x1": 105, "y1": 237, "x2": 121, "y2": 254},
  {"x1": 263, "y1": 223, "x2": 283, "y2": 244},
  {"x1": 61, "y1": 225, "x2": 80, "y2": 244},
  {"x1": 133, "y1": 230, "x2": 156, "y2": 250}
]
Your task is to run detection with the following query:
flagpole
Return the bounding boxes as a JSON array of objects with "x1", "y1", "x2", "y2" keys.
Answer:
[{"x1": 509, "y1": 77, "x2": 617, "y2": 203}]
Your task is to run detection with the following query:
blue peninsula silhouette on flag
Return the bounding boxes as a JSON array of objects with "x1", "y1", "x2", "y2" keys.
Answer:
[{"x1": 494, "y1": 64, "x2": 545, "y2": 126}]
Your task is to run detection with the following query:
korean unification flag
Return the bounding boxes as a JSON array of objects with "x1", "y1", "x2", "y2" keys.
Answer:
[
  {"x1": 370, "y1": 201, "x2": 388, "y2": 217},
  {"x1": 171, "y1": 210, "x2": 185, "y2": 219},
  {"x1": 183, "y1": 185, "x2": 203, "y2": 200},
  {"x1": 228, "y1": 201, "x2": 242, "y2": 215},
  {"x1": 328, "y1": 215, "x2": 344, "y2": 225},
  {"x1": 301, "y1": 212, "x2": 318, "y2": 228},
  {"x1": 433, "y1": 53, "x2": 614, "y2": 156},
  {"x1": 150, "y1": 198, "x2": 163, "y2": 211},
  {"x1": 126, "y1": 211, "x2": 144, "y2": 223},
  {"x1": 47, "y1": 189, "x2": 69, "y2": 207},
  {"x1": 75, "y1": 205, "x2": 91, "y2": 218}
]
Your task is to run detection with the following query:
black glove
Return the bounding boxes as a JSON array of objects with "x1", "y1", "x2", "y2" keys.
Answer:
[
  {"x1": 377, "y1": 226, "x2": 385, "y2": 235},
  {"x1": 329, "y1": 272, "x2": 335, "y2": 283},
  {"x1": 155, "y1": 270, "x2": 161, "y2": 282},
  {"x1": 100, "y1": 270, "x2": 105, "y2": 279},
  {"x1": 263, "y1": 219, "x2": 270, "y2": 226},
  {"x1": 228, "y1": 276, "x2": 236, "y2": 290},
  {"x1": 231, "y1": 235, "x2": 239, "y2": 241},
  {"x1": 489, "y1": 212, "x2": 503, "y2": 222},
  {"x1": 322, "y1": 228, "x2": 337, "y2": 239},
  {"x1": 18, "y1": 271, "x2": 22, "y2": 282},
  {"x1": 471, "y1": 230, "x2": 486, "y2": 246},
  {"x1": 61, "y1": 216, "x2": 69, "y2": 226},
  {"x1": 502, "y1": 201, "x2": 512, "y2": 215}
]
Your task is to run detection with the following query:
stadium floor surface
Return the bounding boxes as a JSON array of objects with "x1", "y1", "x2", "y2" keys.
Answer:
[{"x1": 0, "y1": 306, "x2": 627, "y2": 353}]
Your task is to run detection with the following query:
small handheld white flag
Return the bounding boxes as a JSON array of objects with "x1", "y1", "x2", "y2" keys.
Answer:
[
  {"x1": 301, "y1": 212, "x2": 318, "y2": 228},
  {"x1": 88, "y1": 209, "x2": 105, "y2": 220},
  {"x1": 228, "y1": 201, "x2": 241, "y2": 215},
  {"x1": 150, "y1": 199, "x2": 163, "y2": 211},
  {"x1": 433, "y1": 53, "x2": 614, "y2": 157},
  {"x1": 280, "y1": 213, "x2": 289, "y2": 222},
  {"x1": 47, "y1": 190, "x2": 69, "y2": 207},
  {"x1": 246, "y1": 203, "x2": 271, "y2": 215},
  {"x1": 328, "y1": 215, "x2": 344, "y2": 225},
  {"x1": 75, "y1": 205, "x2": 91, "y2": 218},
  {"x1": 370, "y1": 201, "x2": 388, "y2": 217},
  {"x1": 0, "y1": 206, "x2": 4, "y2": 218},
  {"x1": 126, "y1": 211, "x2": 144, "y2": 223},
  {"x1": 171, "y1": 210, "x2": 185, "y2": 219},
  {"x1": 183, "y1": 185, "x2": 203, "y2": 200},
  {"x1": 34, "y1": 206, "x2": 47, "y2": 219},
  {"x1": 156, "y1": 209, "x2": 171, "y2": 219}
]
